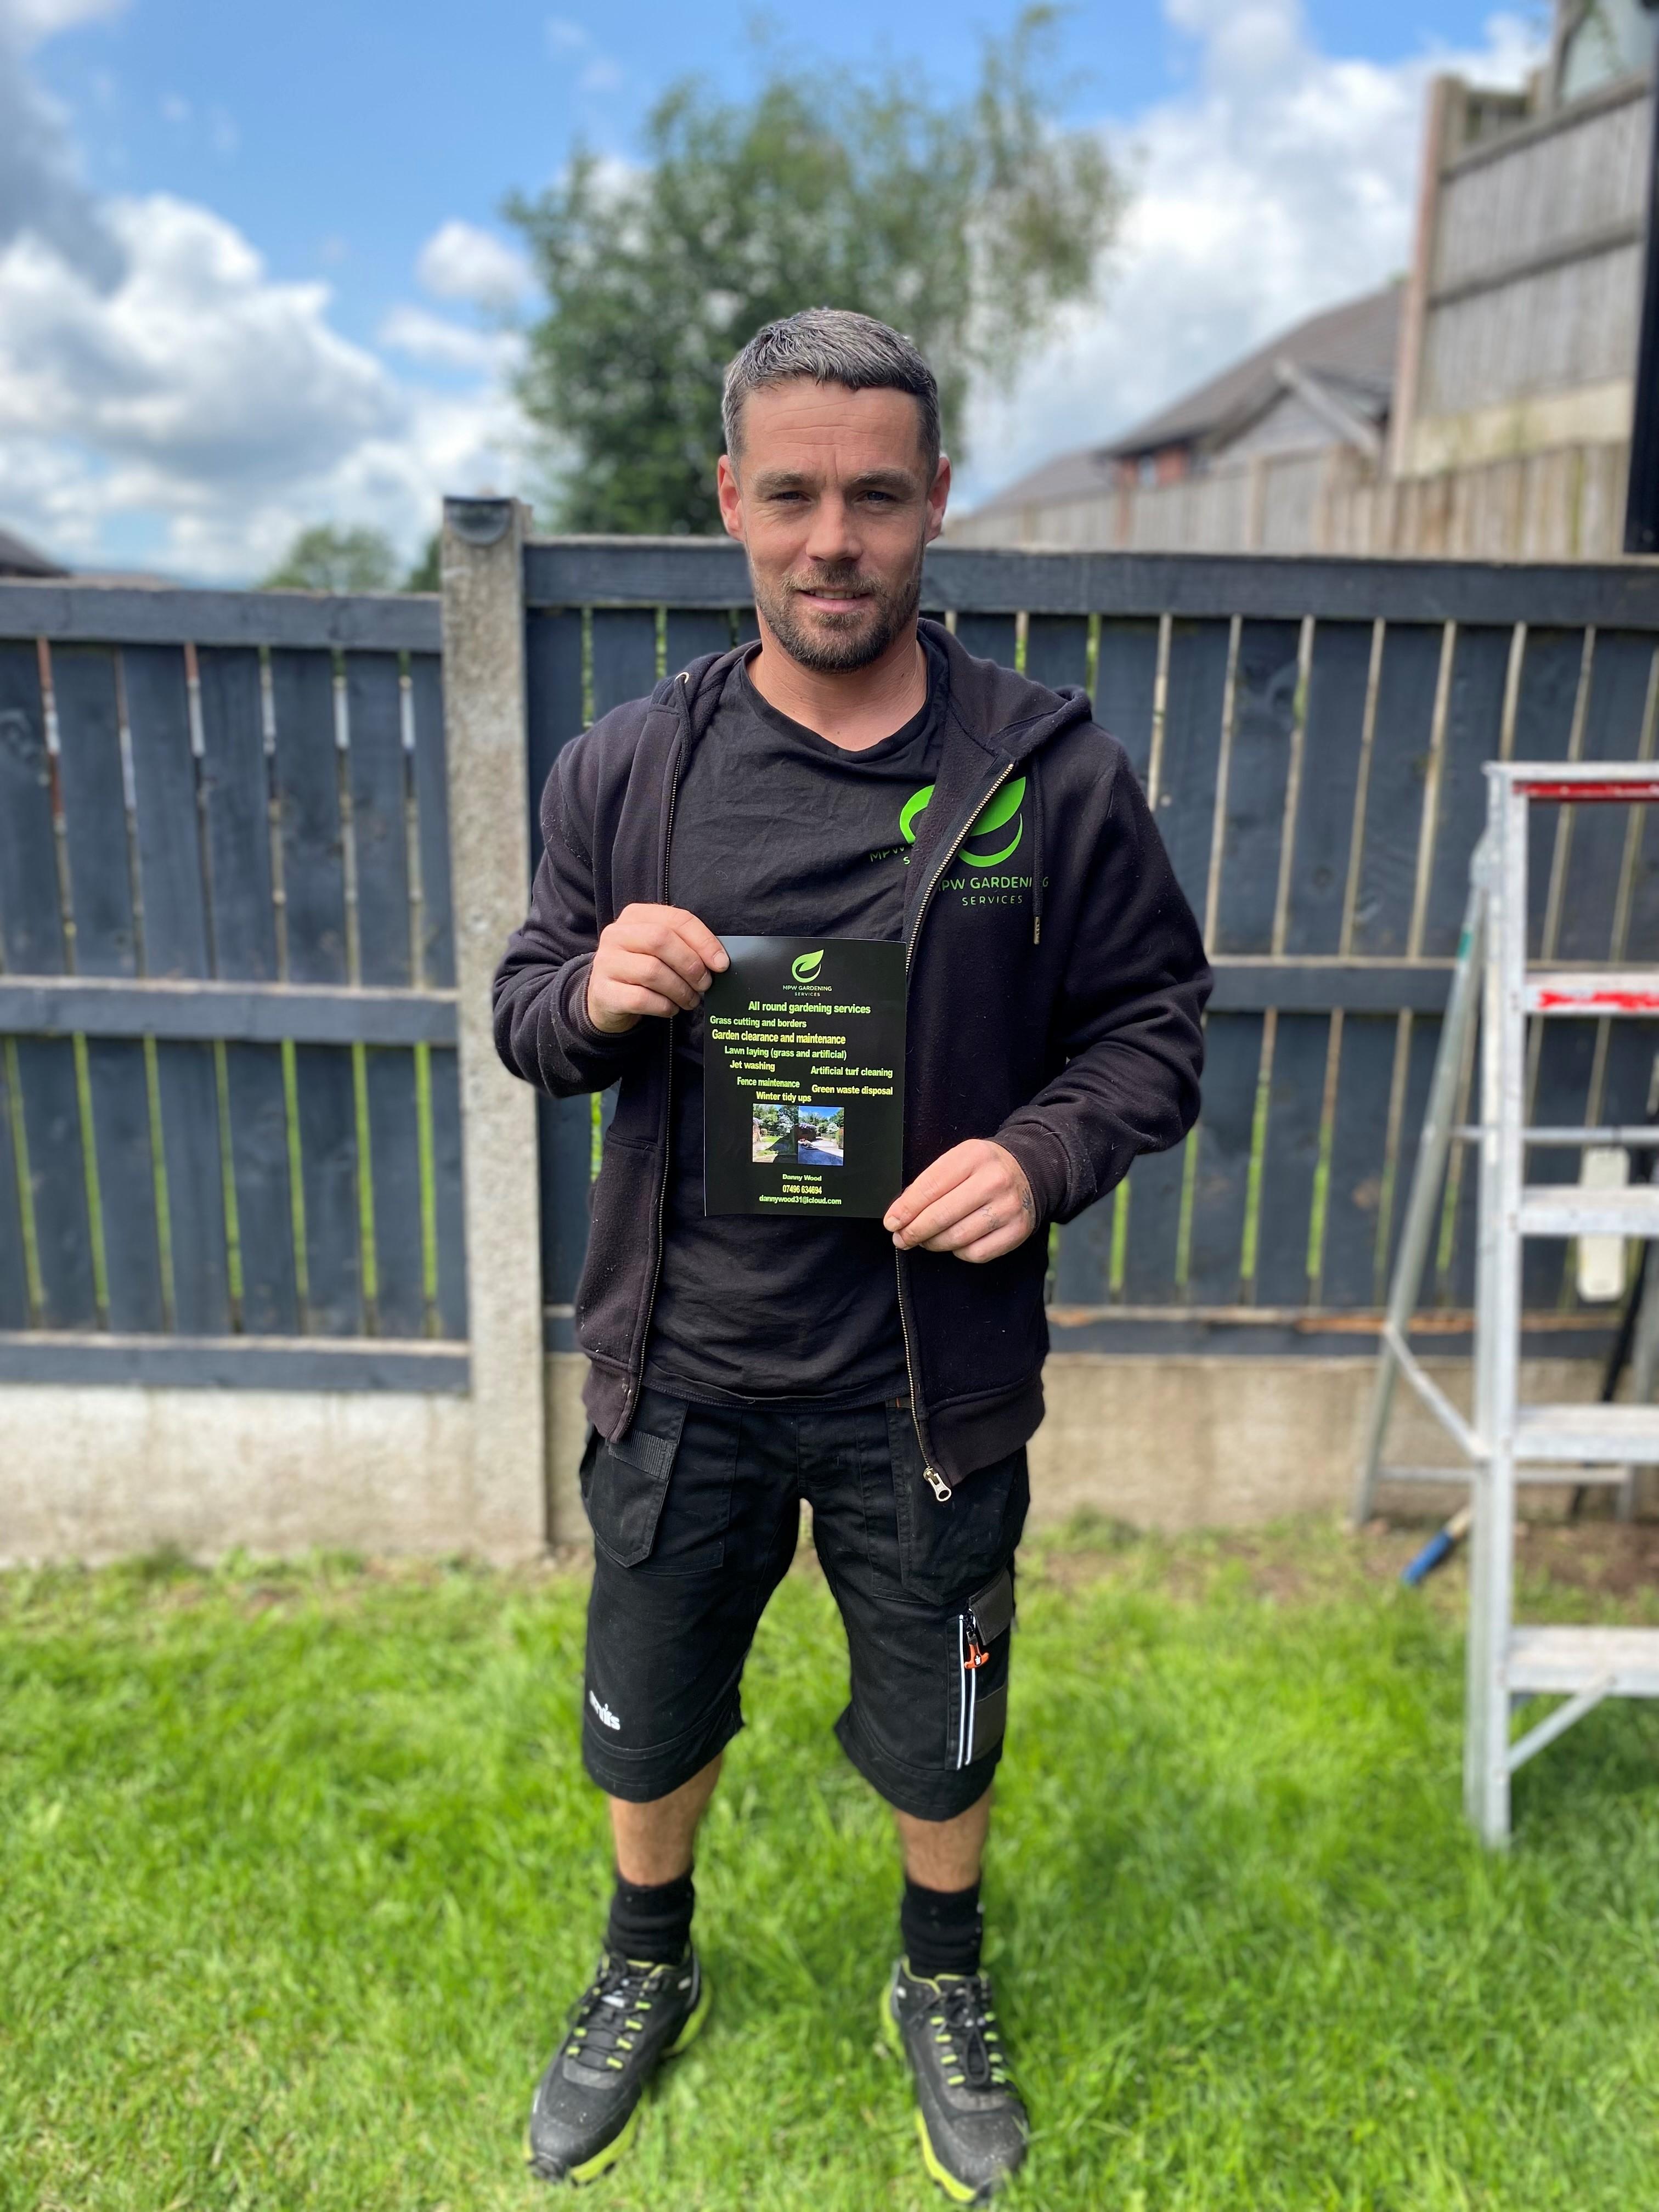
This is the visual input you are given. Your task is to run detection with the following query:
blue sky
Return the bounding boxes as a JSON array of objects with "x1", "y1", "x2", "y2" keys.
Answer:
[{"x1": 1, "y1": 0, "x2": 1549, "y2": 577}]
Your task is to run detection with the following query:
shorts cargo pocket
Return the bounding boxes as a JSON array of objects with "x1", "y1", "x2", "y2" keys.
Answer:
[
  {"x1": 885, "y1": 1406, "x2": 1029, "y2": 1609},
  {"x1": 580, "y1": 1395, "x2": 689, "y2": 1568}
]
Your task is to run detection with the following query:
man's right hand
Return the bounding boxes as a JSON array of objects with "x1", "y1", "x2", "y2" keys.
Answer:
[{"x1": 585, "y1": 904, "x2": 729, "y2": 1035}]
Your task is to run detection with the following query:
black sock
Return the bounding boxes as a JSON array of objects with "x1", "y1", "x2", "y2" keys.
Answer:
[
  {"x1": 606, "y1": 1867, "x2": 696, "y2": 1965},
  {"x1": 901, "y1": 1875, "x2": 983, "y2": 1980}
]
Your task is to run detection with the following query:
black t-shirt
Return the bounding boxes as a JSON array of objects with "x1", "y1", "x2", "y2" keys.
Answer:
[{"x1": 642, "y1": 644, "x2": 946, "y2": 1406}]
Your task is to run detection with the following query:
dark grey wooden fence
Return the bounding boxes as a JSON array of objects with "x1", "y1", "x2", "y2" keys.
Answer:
[
  {"x1": 524, "y1": 539, "x2": 1659, "y2": 1357},
  {"x1": 0, "y1": 583, "x2": 466, "y2": 1388}
]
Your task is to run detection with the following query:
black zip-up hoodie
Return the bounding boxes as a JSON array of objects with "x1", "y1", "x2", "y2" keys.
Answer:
[{"x1": 493, "y1": 619, "x2": 1211, "y2": 1487}]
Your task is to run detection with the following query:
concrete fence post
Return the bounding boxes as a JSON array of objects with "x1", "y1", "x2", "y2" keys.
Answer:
[{"x1": 440, "y1": 496, "x2": 547, "y2": 1558}]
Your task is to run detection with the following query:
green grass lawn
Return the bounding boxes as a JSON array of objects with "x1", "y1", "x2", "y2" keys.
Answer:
[{"x1": 5, "y1": 1519, "x2": 1659, "y2": 2210}]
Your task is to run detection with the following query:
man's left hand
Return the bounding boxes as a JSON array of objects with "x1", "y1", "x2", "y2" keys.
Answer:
[{"x1": 884, "y1": 1141, "x2": 1037, "y2": 1265}]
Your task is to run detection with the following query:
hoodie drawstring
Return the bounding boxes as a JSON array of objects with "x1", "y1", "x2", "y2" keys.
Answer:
[{"x1": 1030, "y1": 753, "x2": 1045, "y2": 946}]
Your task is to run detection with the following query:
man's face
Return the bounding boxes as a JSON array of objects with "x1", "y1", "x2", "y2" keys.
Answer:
[{"x1": 716, "y1": 381, "x2": 951, "y2": 674}]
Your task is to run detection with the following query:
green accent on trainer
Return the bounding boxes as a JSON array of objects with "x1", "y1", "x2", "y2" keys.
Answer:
[{"x1": 915, "y1": 2108, "x2": 980, "y2": 2203}]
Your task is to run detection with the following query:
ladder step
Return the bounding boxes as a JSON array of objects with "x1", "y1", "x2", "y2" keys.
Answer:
[
  {"x1": 1517, "y1": 1184, "x2": 1659, "y2": 1236},
  {"x1": 1372, "y1": 1463, "x2": 1630, "y2": 1487},
  {"x1": 1515, "y1": 1402, "x2": 1659, "y2": 1462},
  {"x1": 1509, "y1": 1624, "x2": 1659, "y2": 1697},
  {"x1": 1525, "y1": 968, "x2": 1659, "y2": 1015}
]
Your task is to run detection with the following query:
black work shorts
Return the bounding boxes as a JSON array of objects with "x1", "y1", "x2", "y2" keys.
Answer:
[{"x1": 578, "y1": 1389, "x2": 1029, "y2": 1822}]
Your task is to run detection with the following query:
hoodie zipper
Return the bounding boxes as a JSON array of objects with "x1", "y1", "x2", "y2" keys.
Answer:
[
  {"x1": 626, "y1": 670, "x2": 693, "y2": 1427},
  {"x1": 894, "y1": 757, "x2": 1017, "y2": 1506}
]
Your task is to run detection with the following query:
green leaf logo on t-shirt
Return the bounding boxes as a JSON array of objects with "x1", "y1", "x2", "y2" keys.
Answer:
[
  {"x1": 791, "y1": 948, "x2": 825, "y2": 984},
  {"x1": 899, "y1": 777, "x2": 1026, "y2": 868}
]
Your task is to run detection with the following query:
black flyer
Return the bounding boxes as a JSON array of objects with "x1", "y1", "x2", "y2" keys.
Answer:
[{"x1": 702, "y1": 936, "x2": 906, "y2": 1217}]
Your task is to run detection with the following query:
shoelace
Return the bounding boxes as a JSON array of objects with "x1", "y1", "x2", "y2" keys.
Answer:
[
  {"x1": 564, "y1": 1955, "x2": 663, "y2": 2073},
  {"x1": 929, "y1": 1974, "x2": 1011, "y2": 2092}
]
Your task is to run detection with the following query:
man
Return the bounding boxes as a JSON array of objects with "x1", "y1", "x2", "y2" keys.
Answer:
[{"x1": 494, "y1": 307, "x2": 1209, "y2": 2199}]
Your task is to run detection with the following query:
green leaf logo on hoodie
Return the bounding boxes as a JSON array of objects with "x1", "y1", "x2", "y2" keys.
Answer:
[
  {"x1": 899, "y1": 777, "x2": 1026, "y2": 868},
  {"x1": 791, "y1": 948, "x2": 825, "y2": 984}
]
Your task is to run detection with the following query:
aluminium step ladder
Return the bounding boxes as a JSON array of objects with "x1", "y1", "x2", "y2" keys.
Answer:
[{"x1": 1353, "y1": 760, "x2": 1659, "y2": 1845}]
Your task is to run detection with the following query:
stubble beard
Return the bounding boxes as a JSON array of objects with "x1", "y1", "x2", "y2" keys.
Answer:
[{"x1": 751, "y1": 543, "x2": 926, "y2": 674}]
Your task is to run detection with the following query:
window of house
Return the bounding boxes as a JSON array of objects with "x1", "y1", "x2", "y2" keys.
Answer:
[{"x1": 1559, "y1": 0, "x2": 1654, "y2": 102}]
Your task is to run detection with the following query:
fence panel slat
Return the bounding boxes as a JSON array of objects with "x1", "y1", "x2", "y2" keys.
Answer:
[
  {"x1": 540, "y1": 1092, "x2": 595, "y2": 1307},
  {"x1": 222, "y1": 1045, "x2": 298, "y2": 1333},
  {"x1": 53, "y1": 645, "x2": 136, "y2": 977},
  {"x1": 1252, "y1": 1012, "x2": 1329, "y2": 1305},
  {"x1": 1093, "y1": 618, "x2": 1160, "y2": 789},
  {"x1": 346, "y1": 653, "x2": 411, "y2": 986},
  {"x1": 0, "y1": 1048, "x2": 28, "y2": 1327},
  {"x1": 1285, "y1": 621, "x2": 1373, "y2": 956},
  {"x1": 1319, "y1": 1013, "x2": 1403, "y2": 1307},
  {"x1": 294, "y1": 1045, "x2": 362, "y2": 1334},
  {"x1": 409, "y1": 655, "x2": 455, "y2": 988},
  {"x1": 525, "y1": 610, "x2": 584, "y2": 882},
  {"x1": 198, "y1": 647, "x2": 276, "y2": 975},
  {"x1": 271, "y1": 648, "x2": 360, "y2": 1333},
  {"x1": 1556, "y1": 633, "x2": 1657, "y2": 961},
  {"x1": 198, "y1": 645, "x2": 297, "y2": 1336},
  {"x1": 270, "y1": 649, "x2": 347, "y2": 985},
  {"x1": 366, "y1": 1047, "x2": 425, "y2": 1335},
  {"x1": 1350, "y1": 624, "x2": 1443, "y2": 957},
  {"x1": 1385, "y1": 1013, "x2": 1444, "y2": 1307},
  {"x1": 347, "y1": 653, "x2": 425, "y2": 1336},
  {"x1": 1023, "y1": 615, "x2": 1090, "y2": 691},
  {"x1": 591, "y1": 609, "x2": 658, "y2": 721},
  {"x1": 1185, "y1": 1011, "x2": 1263, "y2": 1303},
  {"x1": 665, "y1": 610, "x2": 735, "y2": 674},
  {"x1": 0, "y1": 640, "x2": 65, "y2": 972},
  {"x1": 1423, "y1": 625, "x2": 1512, "y2": 955},
  {"x1": 1052, "y1": 1193, "x2": 1112, "y2": 1305},
  {"x1": 1214, "y1": 619, "x2": 1302, "y2": 954},
  {"x1": 125, "y1": 642, "x2": 229, "y2": 1333},
  {"x1": 12, "y1": 1037, "x2": 97, "y2": 1326},
  {"x1": 1119, "y1": 1143, "x2": 1185, "y2": 1304},
  {"x1": 125, "y1": 645, "x2": 208, "y2": 977},
  {"x1": 953, "y1": 614, "x2": 1018, "y2": 667},
  {"x1": 54, "y1": 645, "x2": 165, "y2": 1331},
  {"x1": 1155, "y1": 620, "x2": 1232, "y2": 919},
  {"x1": 1513, "y1": 628, "x2": 1587, "y2": 957},
  {"x1": 428, "y1": 1043, "x2": 467, "y2": 1338}
]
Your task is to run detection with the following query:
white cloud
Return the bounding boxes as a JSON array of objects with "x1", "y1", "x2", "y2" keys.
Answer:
[
  {"x1": 0, "y1": 195, "x2": 524, "y2": 577},
  {"x1": 544, "y1": 14, "x2": 586, "y2": 52},
  {"x1": 416, "y1": 216, "x2": 529, "y2": 307},
  {"x1": 957, "y1": 0, "x2": 1545, "y2": 508},
  {"x1": 4, "y1": 0, "x2": 126, "y2": 47},
  {"x1": 380, "y1": 301, "x2": 520, "y2": 376},
  {"x1": 0, "y1": 0, "x2": 123, "y2": 284},
  {"x1": 580, "y1": 55, "x2": 623, "y2": 93}
]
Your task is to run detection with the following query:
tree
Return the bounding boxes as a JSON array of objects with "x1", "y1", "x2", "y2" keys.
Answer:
[
  {"x1": 262, "y1": 524, "x2": 399, "y2": 593},
  {"x1": 507, "y1": 8, "x2": 1122, "y2": 535},
  {"x1": 403, "y1": 532, "x2": 442, "y2": 592}
]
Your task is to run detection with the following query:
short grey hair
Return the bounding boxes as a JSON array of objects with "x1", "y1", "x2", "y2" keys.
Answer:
[{"x1": 721, "y1": 308, "x2": 941, "y2": 476}]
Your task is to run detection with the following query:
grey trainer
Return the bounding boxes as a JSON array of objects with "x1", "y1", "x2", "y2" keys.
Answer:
[
  {"x1": 884, "y1": 1959, "x2": 1029, "y2": 2202},
  {"x1": 527, "y1": 1946, "x2": 709, "y2": 2185}
]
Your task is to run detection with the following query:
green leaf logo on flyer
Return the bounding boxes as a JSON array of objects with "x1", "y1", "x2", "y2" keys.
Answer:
[
  {"x1": 791, "y1": 949, "x2": 825, "y2": 984},
  {"x1": 900, "y1": 778, "x2": 1026, "y2": 868}
]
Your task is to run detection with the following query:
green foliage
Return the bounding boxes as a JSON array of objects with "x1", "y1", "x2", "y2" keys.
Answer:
[
  {"x1": 262, "y1": 523, "x2": 400, "y2": 593},
  {"x1": 507, "y1": 7, "x2": 1123, "y2": 535},
  {"x1": 5, "y1": 1526, "x2": 1659, "y2": 2206},
  {"x1": 403, "y1": 531, "x2": 442, "y2": 593}
]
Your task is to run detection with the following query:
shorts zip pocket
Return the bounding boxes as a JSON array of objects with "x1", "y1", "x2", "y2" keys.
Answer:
[{"x1": 952, "y1": 1565, "x2": 1014, "y2": 1770}]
